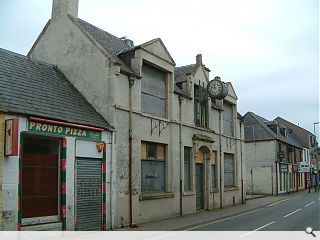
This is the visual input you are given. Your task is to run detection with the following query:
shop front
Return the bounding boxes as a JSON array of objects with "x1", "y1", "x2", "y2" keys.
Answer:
[
  {"x1": 3, "y1": 116, "x2": 110, "y2": 231},
  {"x1": 279, "y1": 163, "x2": 288, "y2": 194}
]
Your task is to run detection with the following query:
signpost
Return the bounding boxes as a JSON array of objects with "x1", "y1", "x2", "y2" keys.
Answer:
[{"x1": 298, "y1": 162, "x2": 310, "y2": 173}]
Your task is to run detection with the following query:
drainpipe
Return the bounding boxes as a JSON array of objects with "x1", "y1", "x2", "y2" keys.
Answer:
[
  {"x1": 128, "y1": 76, "x2": 135, "y2": 227},
  {"x1": 275, "y1": 142, "x2": 279, "y2": 195},
  {"x1": 179, "y1": 96, "x2": 183, "y2": 216},
  {"x1": 240, "y1": 119, "x2": 244, "y2": 204},
  {"x1": 219, "y1": 109, "x2": 223, "y2": 209},
  {"x1": 110, "y1": 131, "x2": 117, "y2": 230}
]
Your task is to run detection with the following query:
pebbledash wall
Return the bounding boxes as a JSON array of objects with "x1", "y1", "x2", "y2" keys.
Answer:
[{"x1": 1, "y1": 113, "x2": 112, "y2": 230}]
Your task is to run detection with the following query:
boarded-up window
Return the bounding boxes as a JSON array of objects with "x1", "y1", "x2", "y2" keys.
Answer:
[
  {"x1": 184, "y1": 147, "x2": 192, "y2": 191},
  {"x1": 211, "y1": 151, "x2": 217, "y2": 189},
  {"x1": 141, "y1": 142, "x2": 166, "y2": 192},
  {"x1": 22, "y1": 135, "x2": 59, "y2": 218},
  {"x1": 224, "y1": 153, "x2": 235, "y2": 187},
  {"x1": 141, "y1": 63, "x2": 166, "y2": 118},
  {"x1": 195, "y1": 150, "x2": 204, "y2": 164},
  {"x1": 223, "y1": 102, "x2": 233, "y2": 136}
]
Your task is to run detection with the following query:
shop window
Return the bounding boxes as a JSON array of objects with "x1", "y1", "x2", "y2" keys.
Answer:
[
  {"x1": 141, "y1": 63, "x2": 167, "y2": 118},
  {"x1": 194, "y1": 84, "x2": 208, "y2": 128},
  {"x1": 211, "y1": 151, "x2": 217, "y2": 190},
  {"x1": 223, "y1": 102, "x2": 233, "y2": 136},
  {"x1": 141, "y1": 141, "x2": 166, "y2": 192},
  {"x1": 224, "y1": 153, "x2": 235, "y2": 187},
  {"x1": 22, "y1": 135, "x2": 60, "y2": 220},
  {"x1": 184, "y1": 147, "x2": 192, "y2": 191}
]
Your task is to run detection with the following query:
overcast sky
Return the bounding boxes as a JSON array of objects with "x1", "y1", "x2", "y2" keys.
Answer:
[{"x1": 0, "y1": 0, "x2": 319, "y2": 135}]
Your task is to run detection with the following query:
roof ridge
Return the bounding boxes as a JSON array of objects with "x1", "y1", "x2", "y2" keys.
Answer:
[
  {"x1": 275, "y1": 116, "x2": 314, "y2": 135},
  {"x1": 77, "y1": 18, "x2": 124, "y2": 43},
  {"x1": 249, "y1": 112, "x2": 278, "y2": 140},
  {"x1": 75, "y1": 18, "x2": 140, "y2": 77},
  {"x1": 176, "y1": 64, "x2": 195, "y2": 69},
  {"x1": 0, "y1": 48, "x2": 55, "y2": 68}
]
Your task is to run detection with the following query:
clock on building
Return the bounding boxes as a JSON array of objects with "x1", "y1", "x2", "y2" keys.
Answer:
[{"x1": 207, "y1": 76, "x2": 228, "y2": 100}]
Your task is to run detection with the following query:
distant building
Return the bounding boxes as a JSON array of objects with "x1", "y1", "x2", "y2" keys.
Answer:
[
  {"x1": 244, "y1": 112, "x2": 305, "y2": 196},
  {"x1": 275, "y1": 117, "x2": 319, "y2": 187}
]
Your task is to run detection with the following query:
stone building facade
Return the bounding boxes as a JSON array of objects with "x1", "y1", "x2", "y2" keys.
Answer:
[{"x1": 27, "y1": 0, "x2": 245, "y2": 229}]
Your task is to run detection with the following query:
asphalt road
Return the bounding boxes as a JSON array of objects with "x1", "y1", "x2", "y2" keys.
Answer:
[{"x1": 187, "y1": 190, "x2": 319, "y2": 231}]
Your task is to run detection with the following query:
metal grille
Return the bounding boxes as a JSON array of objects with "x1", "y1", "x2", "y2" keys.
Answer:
[{"x1": 76, "y1": 158, "x2": 102, "y2": 231}]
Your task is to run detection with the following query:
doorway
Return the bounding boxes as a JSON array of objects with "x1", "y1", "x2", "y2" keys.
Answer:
[{"x1": 196, "y1": 163, "x2": 204, "y2": 210}]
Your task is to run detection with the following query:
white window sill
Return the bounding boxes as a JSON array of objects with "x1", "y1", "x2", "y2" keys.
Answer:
[
  {"x1": 224, "y1": 187, "x2": 239, "y2": 192},
  {"x1": 210, "y1": 188, "x2": 219, "y2": 193},
  {"x1": 183, "y1": 191, "x2": 195, "y2": 196}
]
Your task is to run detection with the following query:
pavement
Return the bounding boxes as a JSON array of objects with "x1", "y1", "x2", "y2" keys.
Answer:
[{"x1": 118, "y1": 189, "x2": 312, "y2": 231}]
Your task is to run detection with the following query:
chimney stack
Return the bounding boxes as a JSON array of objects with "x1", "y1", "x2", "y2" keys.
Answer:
[
  {"x1": 196, "y1": 54, "x2": 202, "y2": 65},
  {"x1": 52, "y1": 0, "x2": 79, "y2": 20}
]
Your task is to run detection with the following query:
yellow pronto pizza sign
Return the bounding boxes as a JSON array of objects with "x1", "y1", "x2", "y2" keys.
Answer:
[{"x1": 28, "y1": 120, "x2": 102, "y2": 141}]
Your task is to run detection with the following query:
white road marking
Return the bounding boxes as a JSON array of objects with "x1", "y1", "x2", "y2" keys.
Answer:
[
  {"x1": 305, "y1": 201, "x2": 315, "y2": 207},
  {"x1": 184, "y1": 208, "x2": 262, "y2": 231},
  {"x1": 268, "y1": 197, "x2": 296, "y2": 207},
  {"x1": 283, "y1": 209, "x2": 301, "y2": 218},
  {"x1": 239, "y1": 221, "x2": 276, "y2": 238}
]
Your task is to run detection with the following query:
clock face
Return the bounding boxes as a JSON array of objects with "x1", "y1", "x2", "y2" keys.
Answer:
[{"x1": 207, "y1": 80, "x2": 223, "y2": 98}]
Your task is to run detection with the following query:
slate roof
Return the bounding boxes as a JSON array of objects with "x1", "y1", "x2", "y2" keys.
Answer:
[
  {"x1": 174, "y1": 84, "x2": 192, "y2": 100},
  {"x1": 243, "y1": 112, "x2": 303, "y2": 148},
  {"x1": 75, "y1": 18, "x2": 190, "y2": 99},
  {"x1": 75, "y1": 18, "x2": 139, "y2": 77},
  {"x1": 174, "y1": 64, "x2": 195, "y2": 83},
  {"x1": 0, "y1": 48, "x2": 113, "y2": 130}
]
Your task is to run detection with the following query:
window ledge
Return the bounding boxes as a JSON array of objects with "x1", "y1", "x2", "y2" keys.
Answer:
[
  {"x1": 224, "y1": 187, "x2": 239, "y2": 192},
  {"x1": 183, "y1": 191, "x2": 195, "y2": 196},
  {"x1": 22, "y1": 221, "x2": 62, "y2": 231},
  {"x1": 210, "y1": 189, "x2": 219, "y2": 193},
  {"x1": 140, "y1": 192, "x2": 175, "y2": 201},
  {"x1": 22, "y1": 215, "x2": 60, "y2": 226}
]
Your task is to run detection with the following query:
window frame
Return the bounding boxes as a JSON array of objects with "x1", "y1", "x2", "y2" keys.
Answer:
[
  {"x1": 194, "y1": 84, "x2": 209, "y2": 128},
  {"x1": 223, "y1": 101, "x2": 234, "y2": 136},
  {"x1": 141, "y1": 141, "x2": 166, "y2": 193},
  {"x1": 184, "y1": 146, "x2": 192, "y2": 191},
  {"x1": 211, "y1": 151, "x2": 217, "y2": 191},
  {"x1": 141, "y1": 63, "x2": 167, "y2": 118},
  {"x1": 224, "y1": 153, "x2": 235, "y2": 188}
]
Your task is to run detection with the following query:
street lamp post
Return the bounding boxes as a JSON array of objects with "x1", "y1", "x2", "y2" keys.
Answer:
[
  {"x1": 313, "y1": 122, "x2": 320, "y2": 140},
  {"x1": 312, "y1": 122, "x2": 320, "y2": 190}
]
